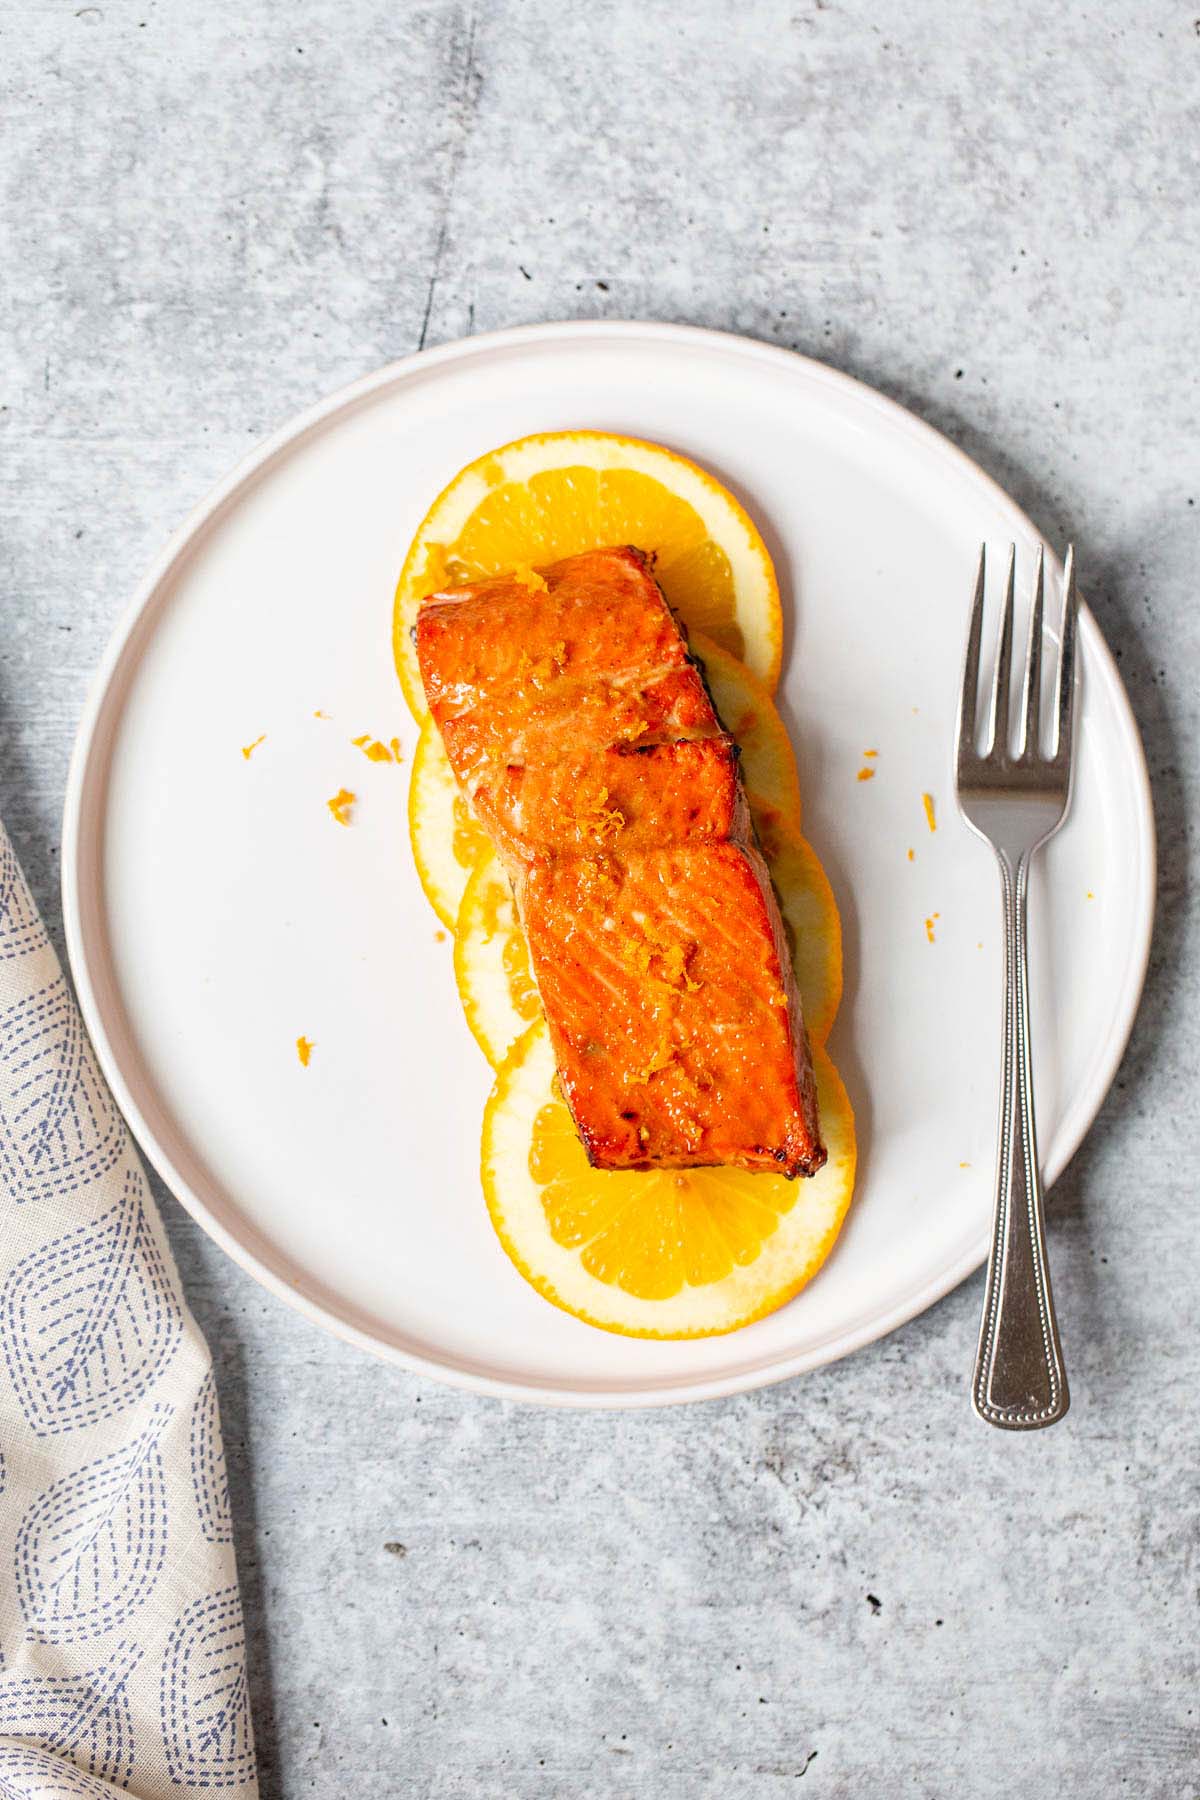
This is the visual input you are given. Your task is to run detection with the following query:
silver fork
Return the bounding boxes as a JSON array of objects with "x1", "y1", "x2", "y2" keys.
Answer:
[{"x1": 956, "y1": 542, "x2": 1078, "y2": 1430}]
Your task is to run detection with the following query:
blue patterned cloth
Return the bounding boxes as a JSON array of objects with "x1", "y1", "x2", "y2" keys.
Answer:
[{"x1": 0, "y1": 828, "x2": 258, "y2": 1797}]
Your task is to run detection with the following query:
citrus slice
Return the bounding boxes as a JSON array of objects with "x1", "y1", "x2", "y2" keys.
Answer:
[
  {"x1": 455, "y1": 806, "x2": 841, "y2": 1068},
  {"x1": 454, "y1": 849, "x2": 540, "y2": 1060},
  {"x1": 755, "y1": 813, "x2": 843, "y2": 1047},
  {"x1": 481, "y1": 1021, "x2": 855, "y2": 1338},
  {"x1": 690, "y1": 631, "x2": 801, "y2": 830},
  {"x1": 408, "y1": 718, "x2": 490, "y2": 930},
  {"x1": 394, "y1": 430, "x2": 783, "y2": 719}
]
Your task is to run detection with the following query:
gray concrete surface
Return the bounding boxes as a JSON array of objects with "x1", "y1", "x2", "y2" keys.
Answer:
[{"x1": 2, "y1": 2, "x2": 1197, "y2": 1794}]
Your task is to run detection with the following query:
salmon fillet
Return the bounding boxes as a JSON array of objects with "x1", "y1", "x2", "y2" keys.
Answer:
[
  {"x1": 415, "y1": 545, "x2": 825, "y2": 1178},
  {"x1": 471, "y1": 738, "x2": 747, "y2": 861}
]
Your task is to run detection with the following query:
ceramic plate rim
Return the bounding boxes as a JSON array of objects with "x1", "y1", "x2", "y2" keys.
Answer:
[{"x1": 61, "y1": 319, "x2": 1156, "y2": 1408}]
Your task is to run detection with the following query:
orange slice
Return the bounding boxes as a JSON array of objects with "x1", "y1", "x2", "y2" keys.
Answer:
[
  {"x1": 455, "y1": 806, "x2": 841, "y2": 1069},
  {"x1": 690, "y1": 631, "x2": 801, "y2": 830},
  {"x1": 481, "y1": 1021, "x2": 855, "y2": 1338},
  {"x1": 454, "y1": 850, "x2": 538, "y2": 1064},
  {"x1": 394, "y1": 430, "x2": 783, "y2": 719},
  {"x1": 407, "y1": 718, "x2": 490, "y2": 930},
  {"x1": 753, "y1": 810, "x2": 842, "y2": 1047}
]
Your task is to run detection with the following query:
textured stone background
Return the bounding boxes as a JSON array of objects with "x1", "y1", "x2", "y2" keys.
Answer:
[{"x1": 2, "y1": 2, "x2": 1197, "y2": 1795}]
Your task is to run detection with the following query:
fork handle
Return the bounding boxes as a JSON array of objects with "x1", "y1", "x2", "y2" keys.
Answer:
[{"x1": 972, "y1": 850, "x2": 1070, "y2": 1429}]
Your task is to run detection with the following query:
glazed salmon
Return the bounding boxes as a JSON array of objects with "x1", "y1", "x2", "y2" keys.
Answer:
[
  {"x1": 519, "y1": 843, "x2": 821, "y2": 1173},
  {"x1": 415, "y1": 546, "x2": 825, "y2": 1178},
  {"x1": 471, "y1": 738, "x2": 748, "y2": 861}
]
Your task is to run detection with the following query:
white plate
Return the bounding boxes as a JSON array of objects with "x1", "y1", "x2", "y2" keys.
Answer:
[{"x1": 63, "y1": 323, "x2": 1154, "y2": 1407}]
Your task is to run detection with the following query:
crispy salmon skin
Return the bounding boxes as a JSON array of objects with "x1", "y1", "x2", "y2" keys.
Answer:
[{"x1": 415, "y1": 545, "x2": 825, "y2": 1178}]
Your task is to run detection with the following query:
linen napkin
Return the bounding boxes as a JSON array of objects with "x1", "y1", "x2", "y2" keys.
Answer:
[{"x1": 0, "y1": 823, "x2": 258, "y2": 1798}]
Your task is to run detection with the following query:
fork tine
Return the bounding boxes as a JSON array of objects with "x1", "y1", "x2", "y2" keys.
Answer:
[
  {"x1": 1019, "y1": 545, "x2": 1045, "y2": 758},
  {"x1": 957, "y1": 544, "x2": 986, "y2": 759},
  {"x1": 987, "y1": 545, "x2": 1016, "y2": 756},
  {"x1": 1054, "y1": 543, "x2": 1078, "y2": 763}
]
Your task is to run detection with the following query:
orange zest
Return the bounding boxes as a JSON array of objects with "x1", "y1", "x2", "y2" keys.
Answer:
[
  {"x1": 352, "y1": 735, "x2": 398, "y2": 763},
  {"x1": 327, "y1": 788, "x2": 356, "y2": 826}
]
